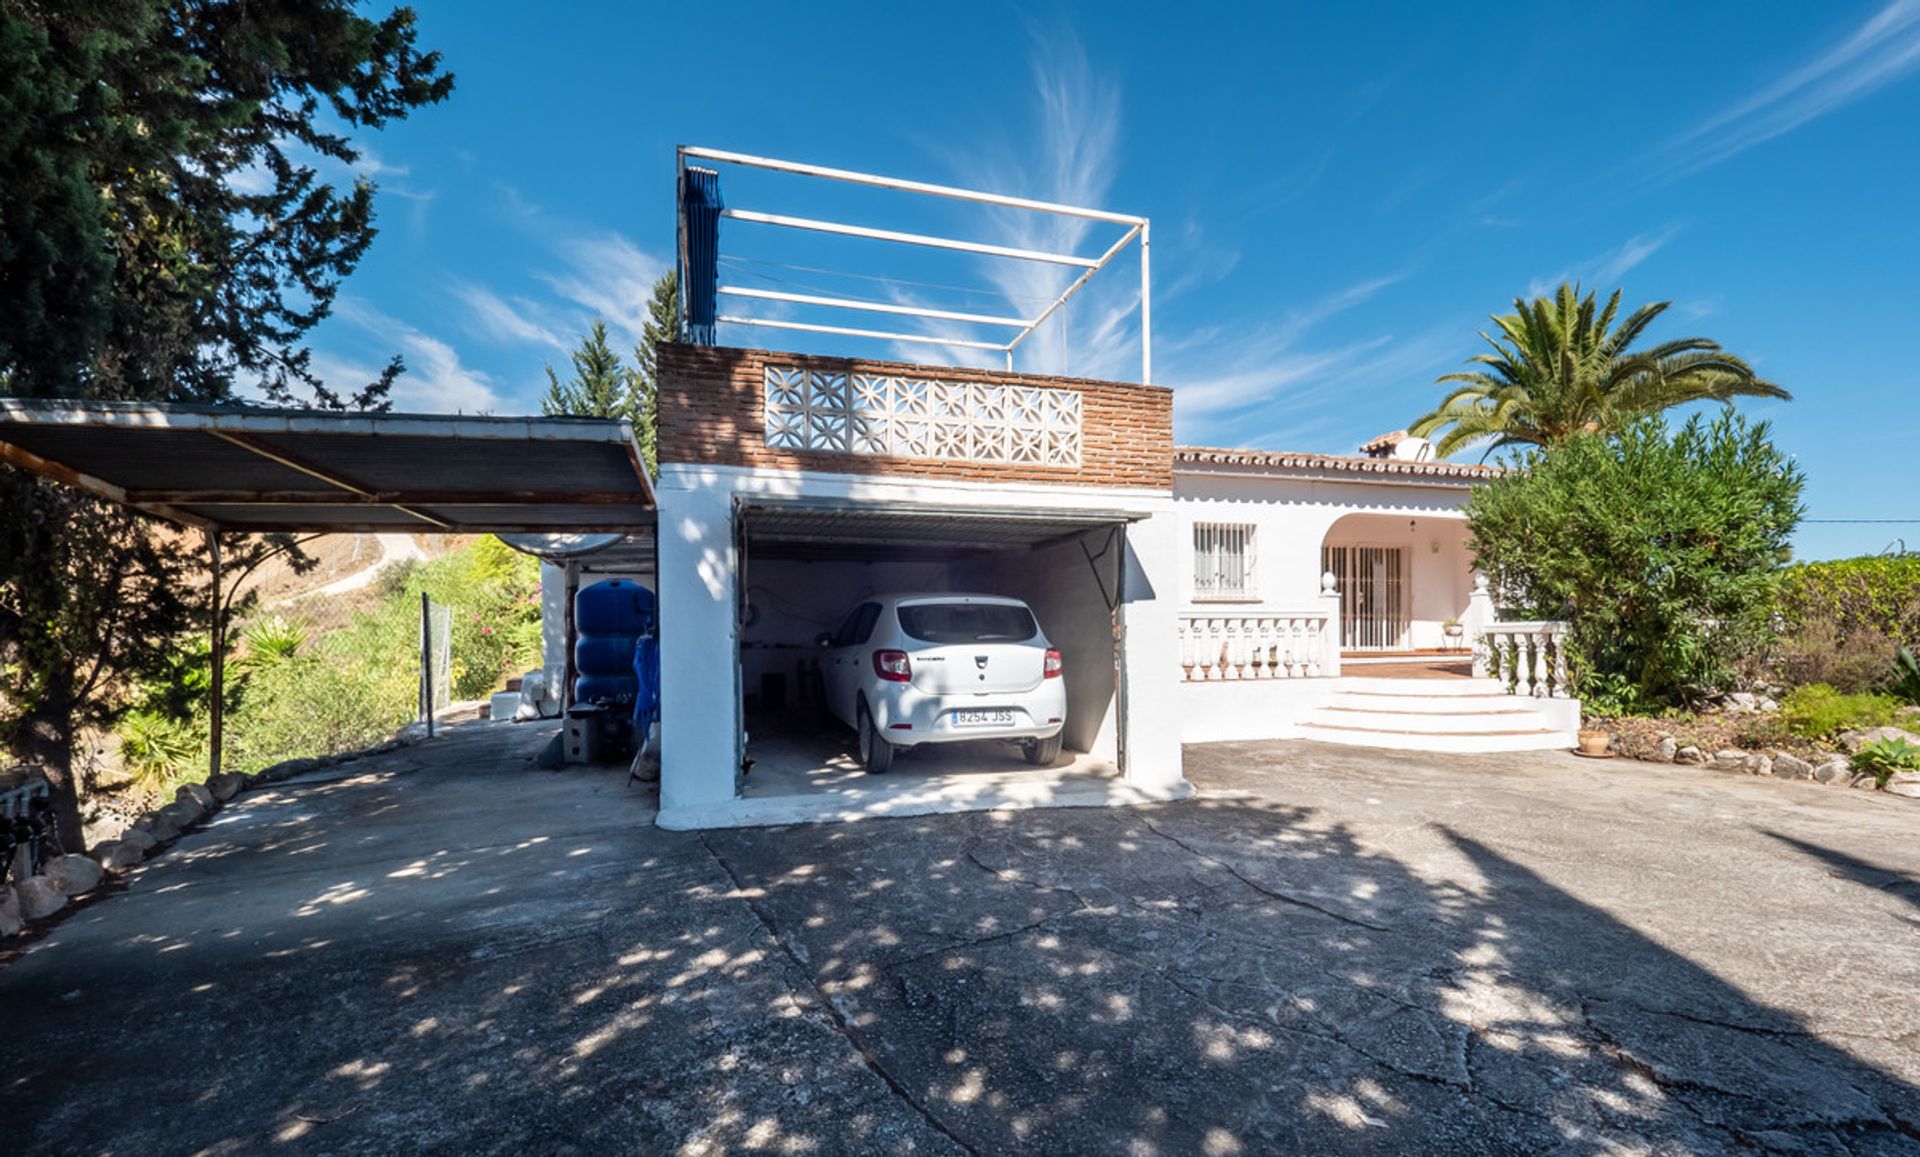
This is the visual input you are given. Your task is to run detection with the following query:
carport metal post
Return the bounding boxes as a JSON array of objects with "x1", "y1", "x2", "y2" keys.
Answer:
[
  {"x1": 208, "y1": 531, "x2": 224, "y2": 778},
  {"x1": 420, "y1": 591, "x2": 435, "y2": 739}
]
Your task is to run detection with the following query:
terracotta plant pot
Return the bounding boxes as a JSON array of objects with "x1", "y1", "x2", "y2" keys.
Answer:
[{"x1": 1577, "y1": 729, "x2": 1612, "y2": 756}]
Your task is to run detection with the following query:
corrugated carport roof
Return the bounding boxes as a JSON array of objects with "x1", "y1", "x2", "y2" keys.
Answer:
[{"x1": 0, "y1": 400, "x2": 654, "y2": 532}]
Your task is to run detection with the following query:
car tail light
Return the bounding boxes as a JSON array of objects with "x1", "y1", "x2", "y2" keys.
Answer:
[
  {"x1": 1044, "y1": 648, "x2": 1063, "y2": 678},
  {"x1": 873, "y1": 649, "x2": 912, "y2": 682}
]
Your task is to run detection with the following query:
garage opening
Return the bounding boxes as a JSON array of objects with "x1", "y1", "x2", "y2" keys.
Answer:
[{"x1": 736, "y1": 500, "x2": 1134, "y2": 802}]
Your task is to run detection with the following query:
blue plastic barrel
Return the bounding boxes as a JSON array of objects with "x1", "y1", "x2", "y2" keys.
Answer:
[{"x1": 574, "y1": 580, "x2": 655, "y2": 702}]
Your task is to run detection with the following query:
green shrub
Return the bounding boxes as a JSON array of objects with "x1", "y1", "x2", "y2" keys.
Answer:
[
  {"x1": 1771, "y1": 619, "x2": 1898, "y2": 695},
  {"x1": 1852, "y1": 736, "x2": 1920, "y2": 787},
  {"x1": 111, "y1": 535, "x2": 546, "y2": 781},
  {"x1": 1777, "y1": 555, "x2": 1920, "y2": 651},
  {"x1": 1467, "y1": 413, "x2": 1804, "y2": 708},
  {"x1": 1771, "y1": 555, "x2": 1920, "y2": 695},
  {"x1": 1776, "y1": 684, "x2": 1902, "y2": 741}
]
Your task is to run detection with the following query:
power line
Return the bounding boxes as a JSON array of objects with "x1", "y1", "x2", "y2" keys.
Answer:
[{"x1": 1802, "y1": 519, "x2": 1920, "y2": 524}]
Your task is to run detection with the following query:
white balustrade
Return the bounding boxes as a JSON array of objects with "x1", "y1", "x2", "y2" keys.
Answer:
[
  {"x1": 1177, "y1": 613, "x2": 1334, "y2": 681},
  {"x1": 1474, "y1": 621, "x2": 1571, "y2": 698}
]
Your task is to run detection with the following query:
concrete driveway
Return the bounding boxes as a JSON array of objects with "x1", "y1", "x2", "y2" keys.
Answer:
[{"x1": 2, "y1": 728, "x2": 1917, "y2": 1154}]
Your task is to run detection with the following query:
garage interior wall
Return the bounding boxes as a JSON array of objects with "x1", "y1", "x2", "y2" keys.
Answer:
[
  {"x1": 739, "y1": 560, "x2": 948, "y2": 705},
  {"x1": 950, "y1": 528, "x2": 1123, "y2": 759}
]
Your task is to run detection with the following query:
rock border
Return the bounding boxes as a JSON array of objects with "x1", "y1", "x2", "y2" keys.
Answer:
[
  {"x1": 1603, "y1": 723, "x2": 1920, "y2": 801},
  {"x1": 0, "y1": 721, "x2": 430, "y2": 942}
]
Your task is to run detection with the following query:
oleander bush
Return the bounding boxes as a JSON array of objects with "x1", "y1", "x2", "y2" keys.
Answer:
[{"x1": 1467, "y1": 413, "x2": 1804, "y2": 711}]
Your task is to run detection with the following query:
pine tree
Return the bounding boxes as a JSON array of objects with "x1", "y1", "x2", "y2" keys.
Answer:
[
  {"x1": 541, "y1": 321, "x2": 634, "y2": 421},
  {"x1": 630, "y1": 270, "x2": 681, "y2": 472}
]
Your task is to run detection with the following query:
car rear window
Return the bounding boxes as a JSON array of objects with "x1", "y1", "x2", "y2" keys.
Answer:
[{"x1": 897, "y1": 602, "x2": 1038, "y2": 644}]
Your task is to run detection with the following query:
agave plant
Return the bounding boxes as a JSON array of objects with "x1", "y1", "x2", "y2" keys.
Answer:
[
  {"x1": 237, "y1": 615, "x2": 307, "y2": 672},
  {"x1": 117, "y1": 709, "x2": 205, "y2": 790},
  {"x1": 1889, "y1": 646, "x2": 1920, "y2": 706},
  {"x1": 1411, "y1": 283, "x2": 1790, "y2": 457},
  {"x1": 1853, "y1": 735, "x2": 1920, "y2": 787}
]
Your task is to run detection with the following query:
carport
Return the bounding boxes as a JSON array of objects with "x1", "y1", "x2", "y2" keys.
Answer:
[
  {"x1": 0, "y1": 399, "x2": 654, "y2": 774},
  {"x1": 734, "y1": 498, "x2": 1139, "y2": 799}
]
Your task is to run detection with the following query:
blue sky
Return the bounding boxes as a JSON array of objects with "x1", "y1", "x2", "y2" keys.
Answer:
[{"x1": 307, "y1": 1, "x2": 1920, "y2": 560}]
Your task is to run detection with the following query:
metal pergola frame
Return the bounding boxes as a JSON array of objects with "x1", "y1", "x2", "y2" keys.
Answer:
[{"x1": 678, "y1": 146, "x2": 1153, "y2": 384}]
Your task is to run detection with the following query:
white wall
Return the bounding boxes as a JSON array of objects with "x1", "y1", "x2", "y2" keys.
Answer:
[
  {"x1": 539, "y1": 561, "x2": 567, "y2": 706},
  {"x1": 655, "y1": 479, "x2": 743, "y2": 818},
  {"x1": 1180, "y1": 678, "x2": 1341, "y2": 743},
  {"x1": 1173, "y1": 471, "x2": 1477, "y2": 654},
  {"x1": 956, "y1": 529, "x2": 1122, "y2": 759},
  {"x1": 653, "y1": 463, "x2": 1184, "y2": 827}
]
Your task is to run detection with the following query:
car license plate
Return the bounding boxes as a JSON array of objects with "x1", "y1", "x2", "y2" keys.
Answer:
[{"x1": 954, "y1": 708, "x2": 1015, "y2": 727}]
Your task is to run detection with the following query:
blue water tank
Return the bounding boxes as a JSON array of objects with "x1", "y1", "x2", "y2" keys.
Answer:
[
  {"x1": 576, "y1": 579, "x2": 654, "y2": 638},
  {"x1": 574, "y1": 580, "x2": 655, "y2": 702}
]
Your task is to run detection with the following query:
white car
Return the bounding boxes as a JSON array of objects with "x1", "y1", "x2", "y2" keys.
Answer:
[{"x1": 818, "y1": 593, "x2": 1067, "y2": 773}]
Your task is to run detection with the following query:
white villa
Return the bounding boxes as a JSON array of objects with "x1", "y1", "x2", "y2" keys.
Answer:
[{"x1": 521, "y1": 148, "x2": 1582, "y2": 830}]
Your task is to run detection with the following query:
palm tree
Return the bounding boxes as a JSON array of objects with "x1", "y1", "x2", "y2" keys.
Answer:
[{"x1": 1410, "y1": 283, "x2": 1789, "y2": 457}]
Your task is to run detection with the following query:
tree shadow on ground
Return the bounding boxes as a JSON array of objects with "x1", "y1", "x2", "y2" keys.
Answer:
[
  {"x1": 3, "y1": 737, "x2": 1918, "y2": 1154},
  {"x1": 1762, "y1": 828, "x2": 1920, "y2": 929},
  {"x1": 705, "y1": 800, "x2": 1920, "y2": 1154}
]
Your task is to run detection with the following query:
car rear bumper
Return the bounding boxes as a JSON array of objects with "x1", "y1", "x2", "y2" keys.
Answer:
[{"x1": 868, "y1": 682, "x2": 1066, "y2": 747}]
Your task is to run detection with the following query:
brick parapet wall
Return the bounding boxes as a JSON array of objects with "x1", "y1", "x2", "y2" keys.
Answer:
[{"x1": 656, "y1": 343, "x2": 1173, "y2": 490}]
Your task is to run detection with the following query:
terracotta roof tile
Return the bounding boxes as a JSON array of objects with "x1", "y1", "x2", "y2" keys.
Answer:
[
  {"x1": 1358, "y1": 429, "x2": 1408, "y2": 455},
  {"x1": 1173, "y1": 445, "x2": 1501, "y2": 481}
]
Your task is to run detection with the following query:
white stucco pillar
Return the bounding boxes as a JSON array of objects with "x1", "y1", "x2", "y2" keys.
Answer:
[
  {"x1": 538, "y1": 561, "x2": 567, "y2": 713},
  {"x1": 1465, "y1": 571, "x2": 1495, "y2": 635},
  {"x1": 654, "y1": 471, "x2": 742, "y2": 826},
  {"x1": 1319, "y1": 570, "x2": 1343, "y2": 677},
  {"x1": 1466, "y1": 572, "x2": 1496, "y2": 678},
  {"x1": 1117, "y1": 503, "x2": 1185, "y2": 793}
]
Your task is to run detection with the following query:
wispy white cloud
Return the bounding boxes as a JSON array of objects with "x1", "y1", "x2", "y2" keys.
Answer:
[
  {"x1": 1163, "y1": 270, "x2": 1413, "y2": 424},
  {"x1": 894, "y1": 27, "x2": 1136, "y2": 379},
  {"x1": 450, "y1": 280, "x2": 570, "y2": 351},
  {"x1": 1592, "y1": 227, "x2": 1679, "y2": 284},
  {"x1": 1646, "y1": 0, "x2": 1920, "y2": 181},
  {"x1": 1194, "y1": 326, "x2": 1468, "y2": 451},
  {"x1": 536, "y1": 232, "x2": 669, "y2": 349},
  {"x1": 329, "y1": 298, "x2": 502, "y2": 412},
  {"x1": 1528, "y1": 225, "x2": 1683, "y2": 298},
  {"x1": 223, "y1": 132, "x2": 429, "y2": 209},
  {"x1": 1171, "y1": 335, "x2": 1392, "y2": 423},
  {"x1": 901, "y1": 29, "x2": 1434, "y2": 447}
]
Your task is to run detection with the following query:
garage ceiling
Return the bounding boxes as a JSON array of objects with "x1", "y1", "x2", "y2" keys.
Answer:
[
  {"x1": 0, "y1": 400, "x2": 654, "y2": 533},
  {"x1": 741, "y1": 500, "x2": 1137, "y2": 561}
]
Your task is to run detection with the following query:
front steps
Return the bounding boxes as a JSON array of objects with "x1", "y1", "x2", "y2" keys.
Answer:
[{"x1": 1299, "y1": 676, "x2": 1578, "y2": 753}]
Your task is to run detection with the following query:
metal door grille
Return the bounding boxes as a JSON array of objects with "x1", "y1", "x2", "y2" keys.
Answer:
[{"x1": 1322, "y1": 545, "x2": 1407, "y2": 650}]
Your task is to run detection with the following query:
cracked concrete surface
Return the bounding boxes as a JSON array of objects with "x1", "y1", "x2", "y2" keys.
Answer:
[{"x1": 3, "y1": 727, "x2": 1918, "y2": 1154}]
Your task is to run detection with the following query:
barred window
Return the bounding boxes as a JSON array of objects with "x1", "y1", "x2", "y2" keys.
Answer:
[{"x1": 1193, "y1": 523, "x2": 1257, "y2": 600}]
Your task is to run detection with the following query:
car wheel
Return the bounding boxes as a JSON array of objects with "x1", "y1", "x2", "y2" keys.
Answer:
[
  {"x1": 1023, "y1": 734, "x2": 1063, "y2": 767},
  {"x1": 859, "y1": 705, "x2": 894, "y2": 774}
]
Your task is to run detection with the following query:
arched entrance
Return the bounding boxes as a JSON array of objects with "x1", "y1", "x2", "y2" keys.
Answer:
[{"x1": 1320, "y1": 512, "x2": 1473, "y2": 654}]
